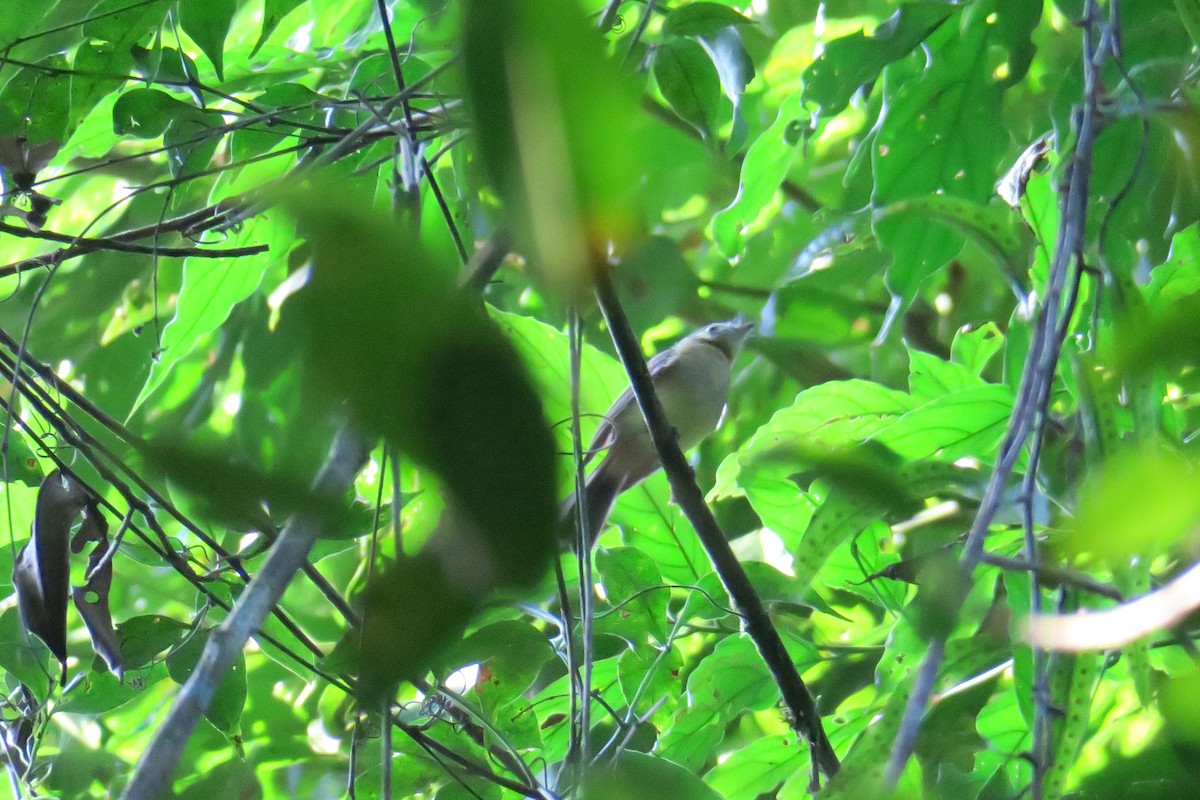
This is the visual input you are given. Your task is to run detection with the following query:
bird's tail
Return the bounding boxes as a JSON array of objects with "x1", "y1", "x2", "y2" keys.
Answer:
[{"x1": 560, "y1": 467, "x2": 624, "y2": 551}]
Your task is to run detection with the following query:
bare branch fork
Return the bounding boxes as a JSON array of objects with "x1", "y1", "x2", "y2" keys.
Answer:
[
  {"x1": 884, "y1": 0, "x2": 1108, "y2": 785},
  {"x1": 592, "y1": 266, "x2": 840, "y2": 784}
]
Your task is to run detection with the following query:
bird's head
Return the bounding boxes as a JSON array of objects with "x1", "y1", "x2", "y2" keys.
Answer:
[{"x1": 691, "y1": 317, "x2": 755, "y2": 359}]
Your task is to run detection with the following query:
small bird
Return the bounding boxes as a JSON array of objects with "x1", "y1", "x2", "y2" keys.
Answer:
[{"x1": 563, "y1": 318, "x2": 754, "y2": 548}]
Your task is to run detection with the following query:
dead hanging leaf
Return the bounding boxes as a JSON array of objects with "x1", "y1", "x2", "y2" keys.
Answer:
[
  {"x1": 0, "y1": 136, "x2": 62, "y2": 231},
  {"x1": 13, "y1": 471, "x2": 89, "y2": 675},
  {"x1": 996, "y1": 133, "x2": 1051, "y2": 208},
  {"x1": 0, "y1": 688, "x2": 39, "y2": 776},
  {"x1": 70, "y1": 503, "x2": 124, "y2": 680}
]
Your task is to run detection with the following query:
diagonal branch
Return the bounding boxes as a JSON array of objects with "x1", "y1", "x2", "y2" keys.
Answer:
[
  {"x1": 592, "y1": 266, "x2": 840, "y2": 784},
  {"x1": 120, "y1": 428, "x2": 372, "y2": 800}
]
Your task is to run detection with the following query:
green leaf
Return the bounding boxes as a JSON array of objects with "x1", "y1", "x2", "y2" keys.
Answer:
[
  {"x1": 614, "y1": 236, "x2": 700, "y2": 332},
  {"x1": 487, "y1": 308, "x2": 625, "y2": 473},
  {"x1": 951, "y1": 323, "x2": 1005, "y2": 376},
  {"x1": 1066, "y1": 448, "x2": 1200, "y2": 563},
  {"x1": 875, "y1": 385, "x2": 1015, "y2": 462},
  {"x1": 873, "y1": 0, "x2": 1041, "y2": 307},
  {"x1": 583, "y1": 751, "x2": 725, "y2": 800},
  {"x1": 618, "y1": 644, "x2": 683, "y2": 719},
  {"x1": 703, "y1": 734, "x2": 806, "y2": 800},
  {"x1": 0, "y1": 606, "x2": 52, "y2": 696},
  {"x1": 166, "y1": 626, "x2": 247, "y2": 735},
  {"x1": 802, "y1": 2, "x2": 958, "y2": 117},
  {"x1": 701, "y1": 27, "x2": 755, "y2": 110},
  {"x1": 654, "y1": 38, "x2": 723, "y2": 142},
  {"x1": 596, "y1": 546, "x2": 669, "y2": 643},
  {"x1": 179, "y1": 0, "x2": 238, "y2": 81},
  {"x1": 711, "y1": 94, "x2": 804, "y2": 257},
  {"x1": 58, "y1": 662, "x2": 170, "y2": 715},
  {"x1": 907, "y1": 348, "x2": 988, "y2": 401},
  {"x1": 438, "y1": 620, "x2": 554, "y2": 708},
  {"x1": 112, "y1": 88, "x2": 194, "y2": 138},
  {"x1": 661, "y1": 3, "x2": 752, "y2": 38},
  {"x1": 133, "y1": 214, "x2": 282, "y2": 412},
  {"x1": 82, "y1": 0, "x2": 169, "y2": 50},
  {"x1": 1044, "y1": 651, "x2": 1101, "y2": 798},
  {"x1": 115, "y1": 615, "x2": 189, "y2": 670},
  {"x1": 819, "y1": 678, "x2": 921, "y2": 798},
  {"x1": 715, "y1": 380, "x2": 915, "y2": 534},
  {"x1": 874, "y1": 195, "x2": 1034, "y2": 282},
  {"x1": 255, "y1": 0, "x2": 308, "y2": 54},
  {"x1": 0, "y1": 1, "x2": 53, "y2": 50},
  {"x1": 608, "y1": 477, "x2": 712, "y2": 584},
  {"x1": 2, "y1": 425, "x2": 47, "y2": 486},
  {"x1": 1178, "y1": 0, "x2": 1200, "y2": 47},
  {"x1": 659, "y1": 636, "x2": 777, "y2": 770},
  {"x1": 461, "y1": 0, "x2": 643, "y2": 288}
]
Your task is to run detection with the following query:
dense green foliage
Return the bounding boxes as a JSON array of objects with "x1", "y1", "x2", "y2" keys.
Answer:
[{"x1": 1, "y1": 0, "x2": 1199, "y2": 798}]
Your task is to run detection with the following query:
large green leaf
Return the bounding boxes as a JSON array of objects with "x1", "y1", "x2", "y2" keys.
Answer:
[
  {"x1": 802, "y1": 2, "x2": 958, "y2": 117},
  {"x1": 133, "y1": 213, "x2": 285, "y2": 413},
  {"x1": 872, "y1": 0, "x2": 1041, "y2": 307},
  {"x1": 179, "y1": 0, "x2": 238, "y2": 80},
  {"x1": 285, "y1": 182, "x2": 557, "y2": 701},
  {"x1": 460, "y1": 0, "x2": 643, "y2": 288},
  {"x1": 654, "y1": 38, "x2": 724, "y2": 142}
]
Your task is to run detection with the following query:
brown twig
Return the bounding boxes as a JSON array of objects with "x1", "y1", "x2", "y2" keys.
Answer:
[{"x1": 0, "y1": 221, "x2": 268, "y2": 271}]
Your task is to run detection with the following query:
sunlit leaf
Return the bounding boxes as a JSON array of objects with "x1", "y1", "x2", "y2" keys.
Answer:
[{"x1": 179, "y1": 0, "x2": 237, "y2": 81}]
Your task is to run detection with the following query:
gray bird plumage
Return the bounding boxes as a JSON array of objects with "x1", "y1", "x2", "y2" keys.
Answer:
[{"x1": 562, "y1": 318, "x2": 753, "y2": 549}]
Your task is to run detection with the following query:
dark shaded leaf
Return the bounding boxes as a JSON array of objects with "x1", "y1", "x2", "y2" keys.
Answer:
[
  {"x1": 286, "y1": 183, "x2": 558, "y2": 589},
  {"x1": 654, "y1": 38, "x2": 722, "y2": 141},
  {"x1": 351, "y1": 551, "x2": 478, "y2": 704},
  {"x1": 69, "y1": 503, "x2": 123, "y2": 679},
  {"x1": 13, "y1": 471, "x2": 89, "y2": 670},
  {"x1": 1113, "y1": 287, "x2": 1200, "y2": 376},
  {"x1": 139, "y1": 439, "x2": 351, "y2": 533}
]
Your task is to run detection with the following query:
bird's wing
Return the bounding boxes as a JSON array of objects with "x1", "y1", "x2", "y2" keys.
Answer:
[{"x1": 584, "y1": 347, "x2": 683, "y2": 464}]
